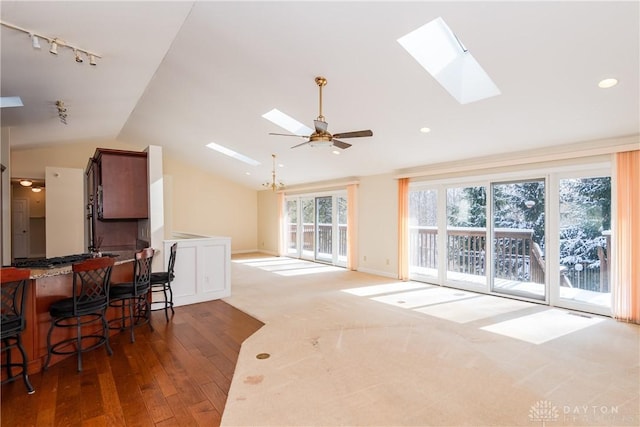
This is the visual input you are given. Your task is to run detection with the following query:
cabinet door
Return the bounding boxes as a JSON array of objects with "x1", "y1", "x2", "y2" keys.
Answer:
[{"x1": 100, "y1": 153, "x2": 149, "y2": 219}]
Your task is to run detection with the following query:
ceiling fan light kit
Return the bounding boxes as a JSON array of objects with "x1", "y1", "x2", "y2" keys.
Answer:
[{"x1": 268, "y1": 76, "x2": 373, "y2": 150}]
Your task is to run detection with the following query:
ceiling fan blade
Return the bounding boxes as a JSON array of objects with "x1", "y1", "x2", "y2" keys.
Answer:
[
  {"x1": 314, "y1": 120, "x2": 328, "y2": 133},
  {"x1": 291, "y1": 141, "x2": 311, "y2": 149},
  {"x1": 269, "y1": 132, "x2": 309, "y2": 138},
  {"x1": 332, "y1": 139, "x2": 352, "y2": 150},
  {"x1": 332, "y1": 130, "x2": 373, "y2": 139}
]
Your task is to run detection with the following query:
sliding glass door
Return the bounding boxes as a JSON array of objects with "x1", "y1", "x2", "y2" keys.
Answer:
[
  {"x1": 408, "y1": 163, "x2": 613, "y2": 316},
  {"x1": 491, "y1": 179, "x2": 546, "y2": 301},
  {"x1": 284, "y1": 192, "x2": 347, "y2": 267},
  {"x1": 555, "y1": 175, "x2": 611, "y2": 312},
  {"x1": 446, "y1": 185, "x2": 487, "y2": 288}
]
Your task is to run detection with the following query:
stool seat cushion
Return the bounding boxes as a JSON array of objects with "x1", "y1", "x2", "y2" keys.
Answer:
[
  {"x1": 49, "y1": 297, "x2": 106, "y2": 318},
  {"x1": 1, "y1": 318, "x2": 22, "y2": 337},
  {"x1": 150, "y1": 272, "x2": 174, "y2": 284},
  {"x1": 109, "y1": 283, "x2": 136, "y2": 298}
]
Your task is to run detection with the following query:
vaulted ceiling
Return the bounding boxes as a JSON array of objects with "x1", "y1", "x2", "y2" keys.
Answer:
[{"x1": 2, "y1": 1, "x2": 638, "y2": 189}]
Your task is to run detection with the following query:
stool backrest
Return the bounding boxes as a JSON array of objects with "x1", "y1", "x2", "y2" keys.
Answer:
[
  {"x1": 1, "y1": 268, "x2": 31, "y2": 337},
  {"x1": 72, "y1": 257, "x2": 115, "y2": 316},
  {"x1": 133, "y1": 248, "x2": 154, "y2": 296},
  {"x1": 167, "y1": 242, "x2": 178, "y2": 280}
]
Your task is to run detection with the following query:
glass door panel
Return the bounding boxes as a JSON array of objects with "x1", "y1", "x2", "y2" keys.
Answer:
[
  {"x1": 285, "y1": 199, "x2": 299, "y2": 256},
  {"x1": 301, "y1": 198, "x2": 315, "y2": 260},
  {"x1": 446, "y1": 186, "x2": 487, "y2": 287},
  {"x1": 491, "y1": 180, "x2": 546, "y2": 300},
  {"x1": 315, "y1": 196, "x2": 333, "y2": 262},
  {"x1": 409, "y1": 188, "x2": 438, "y2": 279},
  {"x1": 558, "y1": 177, "x2": 611, "y2": 308}
]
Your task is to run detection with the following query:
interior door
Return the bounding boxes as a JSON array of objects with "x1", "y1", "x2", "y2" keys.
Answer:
[
  {"x1": 46, "y1": 167, "x2": 85, "y2": 257},
  {"x1": 11, "y1": 198, "x2": 29, "y2": 259}
]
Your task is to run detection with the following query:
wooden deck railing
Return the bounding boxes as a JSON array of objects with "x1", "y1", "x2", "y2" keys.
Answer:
[
  {"x1": 410, "y1": 226, "x2": 546, "y2": 284},
  {"x1": 287, "y1": 223, "x2": 347, "y2": 257}
]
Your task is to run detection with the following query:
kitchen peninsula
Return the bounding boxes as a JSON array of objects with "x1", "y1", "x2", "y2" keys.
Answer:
[{"x1": 16, "y1": 253, "x2": 136, "y2": 374}]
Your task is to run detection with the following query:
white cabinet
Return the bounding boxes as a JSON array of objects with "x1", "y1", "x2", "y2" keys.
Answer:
[{"x1": 160, "y1": 234, "x2": 231, "y2": 306}]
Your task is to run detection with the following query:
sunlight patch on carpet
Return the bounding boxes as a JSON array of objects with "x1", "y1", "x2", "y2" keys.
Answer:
[
  {"x1": 371, "y1": 287, "x2": 475, "y2": 309},
  {"x1": 480, "y1": 308, "x2": 605, "y2": 344},
  {"x1": 342, "y1": 281, "x2": 431, "y2": 297},
  {"x1": 414, "y1": 295, "x2": 532, "y2": 323}
]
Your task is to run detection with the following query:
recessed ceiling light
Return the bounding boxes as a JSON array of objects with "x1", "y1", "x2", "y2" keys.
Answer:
[
  {"x1": 598, "y1": 78, "x2": 618, "y2": 89},
  {"x1": 206, "y1": 142, "x2": 261, "y2": 166},
  {"x1": 398, "y1": 17, "x2": 501, "y2": 104},
  {"x1": 262, "y1": 108, "x2": 313, "y2": 135},
  {"x1": 332, "y1": 150, "x2": 340, "y2": 155},
  {"x1": 278, "y1": 163, "x2": 284, "y2": 168},
  {"x1": 420, "y1": 127, "x2": 431, "y2": 133},
  {"x1": 245, "y1": 172, "x2": 251, "y2": 175}
]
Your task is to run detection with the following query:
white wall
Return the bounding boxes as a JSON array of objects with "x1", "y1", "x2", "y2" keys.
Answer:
[
  {"x1": 257, "y1": 190, "x2": 279, "y2": 255},
  {"x1": 357, "y1": 174, "x2": 398, "y2": 278}
]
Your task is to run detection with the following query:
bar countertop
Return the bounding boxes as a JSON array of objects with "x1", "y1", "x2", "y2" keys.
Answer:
[{"x1": 27, "y1": 251, "x2": 137, "y2": 279}]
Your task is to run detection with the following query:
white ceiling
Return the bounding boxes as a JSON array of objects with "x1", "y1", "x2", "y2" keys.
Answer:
[{"x1": 2, "y1": 1, "x2": 638, "y2": 190}]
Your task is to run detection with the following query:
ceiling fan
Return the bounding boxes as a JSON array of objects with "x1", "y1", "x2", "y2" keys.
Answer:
[{"x1": 269, "y1": 76, "x2": 373, "y2": 150}]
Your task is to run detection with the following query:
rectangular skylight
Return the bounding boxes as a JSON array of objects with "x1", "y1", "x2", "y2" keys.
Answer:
[
  {"x1": 262, "y1": 108, "x2": 313, "y2": 135},
  {"x1": 0, "y1": 96, "x2": 24, "y2": 108},
  {"x1": 206, "y1": 142, "x2": 261, "y2": 166},
  {"x1": 398, "y1": 17, "x2": 500, "y2": 104}
]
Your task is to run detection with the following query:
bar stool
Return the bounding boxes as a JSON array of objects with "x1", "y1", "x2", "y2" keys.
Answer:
[
  {"x1": 1, "y1": 267, "x2": 35, "y2": 394},
  {"x1": 109, "y1": 248, "x2": 154, "y2": 343},
  {"x1": 44, "y1": 257, "x2": 115, "y2": 372},
  {"x1": 150, "y1": 242, "x2": 177, "y2": 321}
]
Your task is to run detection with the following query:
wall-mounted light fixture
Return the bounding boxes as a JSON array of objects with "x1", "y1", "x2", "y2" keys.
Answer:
[{"x1": 1, "y1": 20, "x2": 102, "y2": 67}]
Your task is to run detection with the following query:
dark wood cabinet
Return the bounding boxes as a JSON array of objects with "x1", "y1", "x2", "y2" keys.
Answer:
[
  {"x1": 92, "y1": 149, "x2": 148, "y2": 219},
  {"x1": 86, "y1": 148, "x2": 149, "y2": 252}
]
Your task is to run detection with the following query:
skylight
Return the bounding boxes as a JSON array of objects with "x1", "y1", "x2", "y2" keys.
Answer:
[
  {"x1": 0, "y1": 96, "x2": 24, "y2": 108},
  {"x1": 262, "y1": 108, "x2": 313, "y2": 135},
  {"x1": 398, "y1": 17, "x2": 500, "y2": 104},
  {"x1": 206, "y1": 142, "x2": 260, "y2": 166}
]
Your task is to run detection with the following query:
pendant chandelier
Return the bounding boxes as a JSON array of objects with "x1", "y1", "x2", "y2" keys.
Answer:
[{"x1": 263, "y1": 154, "x2": 284, "y2": 192}]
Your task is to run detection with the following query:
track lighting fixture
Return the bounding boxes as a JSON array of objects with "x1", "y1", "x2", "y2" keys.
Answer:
[{"x1": 1, "y1": 20, "x2": 101, "y2": 67}]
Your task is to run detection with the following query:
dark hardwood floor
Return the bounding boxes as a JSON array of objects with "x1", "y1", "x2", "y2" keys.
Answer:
[{"x1": 1, "y1": 300, "x2": 264, "y2": 427}]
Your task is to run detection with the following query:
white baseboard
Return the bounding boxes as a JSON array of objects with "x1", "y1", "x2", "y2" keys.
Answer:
[{"x1": 356, "y1": 267, "x2": 399, "y2": 279}]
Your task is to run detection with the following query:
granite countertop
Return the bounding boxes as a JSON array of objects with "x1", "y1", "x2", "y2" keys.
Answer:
[{"x1": 29, "y1": 251, "x2": 137, "y2": 279}]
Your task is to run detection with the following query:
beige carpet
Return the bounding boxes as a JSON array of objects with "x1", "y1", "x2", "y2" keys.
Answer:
[{"x1": 221, "y1": 255, "x2": 640, "y2": 426}]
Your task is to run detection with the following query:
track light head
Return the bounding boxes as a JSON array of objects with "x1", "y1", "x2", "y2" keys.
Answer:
[
  {"x1": 49, "y1": 40, "x2": 58, "y2": 55},
  {"x1": 89, "y1": 54, "x2": 97, "y2": 66},
  {"x1": 74, "y1": 50, "x2": 83, "y2": 63},
  {"x1": 30, "y1": 33, "x2": 41, "y2": 49}
]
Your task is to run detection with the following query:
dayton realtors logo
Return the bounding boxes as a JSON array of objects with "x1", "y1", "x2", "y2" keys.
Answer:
[
  {"x1": 529, "y1": 400, "x2": 559, "y2": 426},
  {"x1": 529, "y1": 400, "x2": 628, "y2": 425}
]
